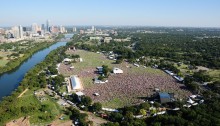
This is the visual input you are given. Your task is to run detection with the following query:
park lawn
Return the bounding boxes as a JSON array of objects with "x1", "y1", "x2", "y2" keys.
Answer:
[
  {"x1": 68, "y1": 50, "x2": 165, "y2": 75},
  {"x1": 0, "y1": 59, "x2": 9, "y2": 66},
  {"x1": 81, "y1": 77, "x2": 94, "y2": 88},
  {"x1": 0, "y1": 51, "x2": 11, "y2": 66},
  {"x1": 0, "y1": 51, "x2": 12, "y2": 57},
  {"x1": 207, "y1": 69, "x2": 220, "y2": 82},
  {"x1": 129, "y1": 66, "x2": 165, "y2": 75},
  {"x1": 101, "y1": 98, "x2": 127, "y2": 108},
  {"x1": 30, "y1": 95, "x2": 62, "y2": 125},
  {"x1": 69, "y1": 50, "x2": 114, "y2": 72},
  {"x1": 67, "y1": 50, "x2": 165, "y2": 89},
  {"x1": 174, "y1": 63, "x2": 193, "y2": 75},
  {"x1": 16, "y1": 89, "x2": 62, "y2": 125}
]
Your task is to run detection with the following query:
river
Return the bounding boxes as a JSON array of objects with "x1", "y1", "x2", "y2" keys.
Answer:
[{"x1": 0, "y1": 42, "x2": 67, "y2": 100}]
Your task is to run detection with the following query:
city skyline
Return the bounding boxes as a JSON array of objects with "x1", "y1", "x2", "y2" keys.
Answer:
[{"x1": 0, "y1": 0, "x2": 220, "y2": 27}]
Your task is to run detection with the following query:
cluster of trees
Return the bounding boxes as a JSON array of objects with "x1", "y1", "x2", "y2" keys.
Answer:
[
  {"x1": 72, "y1": 31, "x2": 220, "y2": 69},
  {"x1": 98, "y1": 65, "x2": 111, "y2": 80},
  {"x1": 67, "y1": 107, "x2": 93, "y2": 126},
  {"x1": 158, "y1": 61, "x2": 180, "y2": 74},
  {"x1": 0, "y1": 42, "x2": 55, "y2": 74},
  {"x1": 101, "y1": 91, "x2": 220, "y2": 126},
  {"x1": 133, "y1": 33, "x2": 220, "y2": 68},
  {"x1": 184, "y1": 70, "x2": 211, "y2": 92},
  {"x1": 67, "y1": 93, "x2": 102, "y2": 112}
]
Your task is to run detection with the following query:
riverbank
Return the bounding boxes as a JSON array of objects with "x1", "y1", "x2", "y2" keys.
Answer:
[
  {"x1": 0, "y1": 41, "x2": 56, "y2": 75},
  {"x1": 0, "y1": 42, "x2": 67, "y2": 125}
]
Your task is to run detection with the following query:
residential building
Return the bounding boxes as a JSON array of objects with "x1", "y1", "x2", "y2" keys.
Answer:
[{"x1": 104, "y1": 37, "x2": 112, "y2": 43}]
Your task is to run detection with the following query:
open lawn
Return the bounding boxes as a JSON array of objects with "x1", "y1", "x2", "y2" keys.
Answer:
[
  {"x1": 0, "y1": 60, "x2": 9, "y2": 66},
  {"x1": 208, "y1": 70, "x2": 220, "y2": 82},
  {"x1": 30, "y1": 92, "x2": 62, "y2": 125},
  {"x1": 174, "y1": 63, "x2": 193, "y2": 75},
  {"x1": 14, "y1": 89, "x2": 63, "y2": 125},
  {"x1": 59, "y1": 49, "x2": 192, "y2": 108},
  {"x1": 0, "y1": 51, "x2": 11, "y2": 66}
]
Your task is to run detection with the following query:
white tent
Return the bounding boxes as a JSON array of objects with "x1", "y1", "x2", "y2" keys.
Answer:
[
  {"x1": 75, "y1": 91, "x2": 84, "y2": 96},
  {"x1": 187, "y1": 98, "x2": 195, "y2": 104},
  {"x1": 113, "y1": 68, "x2": 123, "y2": 74},
  {"x1": 63, "y1": 58, "x2": 73, "y2": 62}
]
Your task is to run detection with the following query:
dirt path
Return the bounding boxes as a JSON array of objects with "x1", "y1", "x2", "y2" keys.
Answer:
[
  {"x1": 6, "y1": 117, "x2": 30, "y2": 126},
  {"x1": 17, "y1": 88, "x2": 28, "y2": 98},
  {"x1": 50, "y1": 120, "x2": 73, "y2": 126},
  {"x1": 80, "y1": 111, "x2": 107, "y2": 126}
]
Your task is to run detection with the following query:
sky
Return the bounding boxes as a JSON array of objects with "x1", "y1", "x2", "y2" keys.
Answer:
[{"x1": 0, "y1": 0, "x2": 220, "y2": 27}]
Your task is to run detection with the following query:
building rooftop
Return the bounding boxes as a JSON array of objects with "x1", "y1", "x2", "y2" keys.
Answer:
[{"x1": 159, "y1": 92, "x2": 171, "y2": 99}]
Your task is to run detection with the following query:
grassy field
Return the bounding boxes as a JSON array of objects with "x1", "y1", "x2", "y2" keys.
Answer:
[
  {"x1": 64, "y1": 50, "x2": 163, "y2": 76},
  {"x1": 0, "y1": 51, "x2": 11, "y2": 66},
  {"x1": 16, "y1": 89, "x2": 63, "y2": 125},
  {"x1": 174, "y1": 63, "x2": 220, "y2": 82},
  {"x1": 101, "y1": 98, "x2": 126, "y2": 109},
  {"x1": 59, "y1": 50, "x2": 191, "y2": 108},
  {"x1": 0, "y1": 59, "x2": 9, "y2": 66},
  {"x1": 208, "y1": 70, "x2": 220, "y2": 82},
  {"x1": 67, "y1": 50, "x2": 113, "y2": 72},
  {"x1": 174, "y1": 63, "x2": 194, "y2": 75}
]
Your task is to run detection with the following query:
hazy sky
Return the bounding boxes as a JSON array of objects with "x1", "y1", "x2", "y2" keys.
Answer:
[{"x1": 1, "y1": 0, "x2": 220, "y2": 27}]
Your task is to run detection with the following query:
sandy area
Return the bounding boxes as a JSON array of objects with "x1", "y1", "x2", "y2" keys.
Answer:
[{"x1": 6, "y1": 117, "x2": 30, "y2": 126}]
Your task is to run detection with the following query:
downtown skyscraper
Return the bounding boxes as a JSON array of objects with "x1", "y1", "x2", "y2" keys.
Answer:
[{"x1": 46, "y1": 20, "x2": 50, "y2": 32}]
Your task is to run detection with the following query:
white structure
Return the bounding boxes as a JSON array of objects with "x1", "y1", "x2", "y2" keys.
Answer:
[
  {"x1": 190, "y1": 95, "x2": 197, "y2": 99},
  {"x1": 164, "y1": 70, "x2": 174, "y2": 76},
  {"x1": 93, "y1": 93, "x2": 100, "y2": 96},
  {"x1": 91, "y1": 26, "x2": 95, "y2": 31},
  {"x1": 75, "y1": 91, "x2": 84, "y2": 96},
  {"x1": 19, "y1": 25, "x2": 23, "y2": 38},
  {"x1": 134, "y1": 63, "x2": 140, "y2": 67},
  {"x1": 63, "y1": 58, "x2": 73, "y2": 62},
  {"x1": 79, "y1": 58, "x2": 83, "y2": 62},
  {"x1": 187, "y1": 98, "x2": 195, "y2": 104},
  {"x1": 90, "y1": 36, "x2": 102, "y2": 41},
  {"x1": 70, "y1": 66, "x2": 74, "y2": 69},
  {"x1": 173, "y1": 75, "x2": 184, "y2": 82},
  {"x1": 94, "y1": 77, "x2": 107, "y2": 84},
  {"x1": 102, "y1": 108, "x2": 119, "y2": 112},
  {"x1": 69, "y1": 75, "x2": 82, "y2": 91},
  {"x1": 73, "y1": 27, "x2": 77, "y2": 32},
  {"x1": 32, "y1": 23, "x2": 39, "y2": 33},
  {"x1": 11, "y1": 26, "x2": 19, "y2": 38},
  {"x1": 104, "y1": 37, "x2": 112, "y2": 43},
  {"x1": 56, "y1": 63, "x2": 61, "y2": 70},
  {"x1": 60, "y1": 25, "x2": 66, "y2": 33},
  {"x1": 153, "y1": 111, "x2": 166, "y2": 116},
  {"x1": 113, "y1": 68, "x2": 123, "y2": 74}
]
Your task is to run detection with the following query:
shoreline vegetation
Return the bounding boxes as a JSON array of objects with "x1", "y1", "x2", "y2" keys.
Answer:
[
  {"x1": 0, "y1": 41, "x2": 56, "y2": 75},
  {"x1": 0, "y1": 42, "x2": 67, "y2": 125}
]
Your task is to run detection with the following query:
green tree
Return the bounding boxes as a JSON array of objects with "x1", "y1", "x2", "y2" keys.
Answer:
[
  {"x1": 91, "y1": 102, "x2": 102, "y2": 112},
  {"x1": 140, "y1": 109, "x2": 147, "y2": 116},
  {"x1": 81, "y1": 96, "x2": 92, "y2": 106}
]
